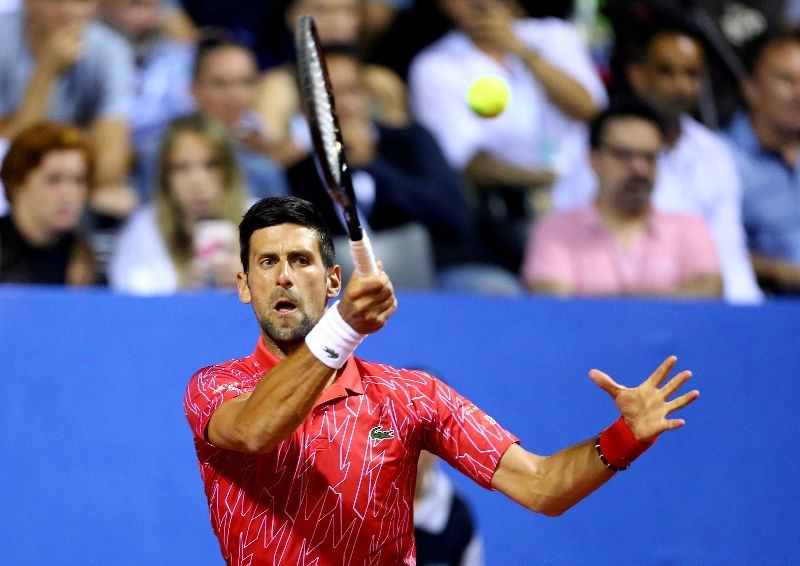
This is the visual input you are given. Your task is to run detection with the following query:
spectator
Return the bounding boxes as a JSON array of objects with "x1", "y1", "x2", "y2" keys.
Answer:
[
  {"x1": 554, "y1": 24, "x2": 762, "y2": 304},
  {"x1": 408, "y1": 0, "x2": 607, "y2": 272},
  {"x1": 414, "y1": 450, "x2": 484, "y2": 566},
  {"x1": 99, "y1": 0, "x2": 195, "y2": 156},
  {"x1": 287, "y1": 49, "x2": 521, "y2": 293},
  {"x1": 725, "y1": 29, "x2": 800, "y2": 294},
  {"x1": 0, "y1": 122, "x2": 96, "y2": 285},
  {"x1": 0, "y1": 0, "x2": 138, "y2": 221},
  {"x1": 523, "y1": 101, "x2": 722, "y2": 298},
  {"x1": 109, "y1": 113, "x2": 246, "y2": 294},
  {"x1": 254, "y1": 0, "x2": 410, "y2": 169}
]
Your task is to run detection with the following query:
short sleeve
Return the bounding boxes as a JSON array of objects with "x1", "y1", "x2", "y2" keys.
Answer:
[
  {"x1": 421, "y1": 376, "x2": 519, "y2": 490},
  {"x1": 679, "y1": 214, "x2": 720, "y2": 280},
  {"x1": 184, "y1": 364, "x2": 250, "y2": 443},
  {"x1": 521, "y1": 213, "x2": 574, "y2": 287},
  {"x1": 91, "y1": 25, "x2": 135, "y2": 118}
]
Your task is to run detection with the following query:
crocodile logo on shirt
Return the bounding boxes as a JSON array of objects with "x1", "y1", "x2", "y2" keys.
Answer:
[
  {"x1": 323, "y1": 347, "x2": 339, "y2": 359},
  {"x1": 369, "y1": 425, "x2": 395, "y2": 442}
]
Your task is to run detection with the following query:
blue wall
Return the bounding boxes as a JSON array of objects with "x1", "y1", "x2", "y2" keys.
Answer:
[{"x1": 1, "y1": 287, "x2": 799, "y2": 565}]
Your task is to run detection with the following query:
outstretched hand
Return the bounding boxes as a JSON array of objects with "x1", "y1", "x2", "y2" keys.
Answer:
[{"x1": 589, "y1": 356, "x2": 700, "y2": 443}]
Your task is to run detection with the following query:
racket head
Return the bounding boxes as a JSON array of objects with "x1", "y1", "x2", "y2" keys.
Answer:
[{"x1": 294, "y1": 14, "x2": 363, "y2": 242}]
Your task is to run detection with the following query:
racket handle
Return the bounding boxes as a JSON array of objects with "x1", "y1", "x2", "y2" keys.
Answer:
[{"x1": 350, "y1": 233, "x2": 378, "y2": 276}]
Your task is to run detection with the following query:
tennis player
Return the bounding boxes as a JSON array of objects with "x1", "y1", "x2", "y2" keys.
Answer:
[{"x1": 184, "y1": 196, "x2": 700, "y2": 565}]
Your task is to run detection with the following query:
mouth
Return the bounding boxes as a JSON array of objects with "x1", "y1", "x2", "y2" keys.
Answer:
[{"x1": 272, "y1": 298, "x2": 299, "y2": 316}]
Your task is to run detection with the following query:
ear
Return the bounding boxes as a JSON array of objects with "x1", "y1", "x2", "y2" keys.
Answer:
[
  {"x1": 326, "y1": 265, "x2": 342, "y2": 301},
  {"x1": 237, "y1": 271, "x2": 252, "y2": 304}
]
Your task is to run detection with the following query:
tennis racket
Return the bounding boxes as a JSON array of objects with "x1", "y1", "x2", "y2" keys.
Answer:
[{"x1": 294, "y1": 14, "x2": 378, "y2": 276}]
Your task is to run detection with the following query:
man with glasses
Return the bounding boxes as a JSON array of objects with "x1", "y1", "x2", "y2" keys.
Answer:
[{"x1": 522, "y1": 100, "x2": 722, "y2": 298}]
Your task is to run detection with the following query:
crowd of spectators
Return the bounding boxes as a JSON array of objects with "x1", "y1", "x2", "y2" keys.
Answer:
[{"x1": 2, "y1": 0, "x2": 800, "y2": 303}]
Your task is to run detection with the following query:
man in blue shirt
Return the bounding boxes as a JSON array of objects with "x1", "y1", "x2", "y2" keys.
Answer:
[{"x1": 725, "y1": 29, "x2": 800, "y2": 293}]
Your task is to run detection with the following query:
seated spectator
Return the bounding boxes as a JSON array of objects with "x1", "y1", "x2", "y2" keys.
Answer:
[
  {"x1": 254, "y1": 0, "x2": 411, "y2": 168},
  {"x1": 523, "y1": 101, "x2": 722, "y2": 298},
  {"x1": 725, "y1": 29, "x2": 800, "y2": 294},
  {"x1": 554, "y1": 23, "x2": 762, "y2": 304},
  {"x1": 408, "y1": 0, "x2": 607, "y2": 272},
  {"x1": 134, "y1": 30, "x2": 288, "y2": 201},
  {"x1": 0, "y1": 122, "x2": 96, "y2": 285},
  {"x1": 109, "y1": 113, "x2": 246, "y2": 294},
  {"x1": 287, "y1": 49, "x2": 521, "y2": 293},
  {"x1": 99, "y1": 0, "x2": 195, "y2": 155},
  {"x1": 414, "y1": 450, "x2": 484, "y2": 566},
  {"x1": 0, "y1": 0, "x2": 138, "y2": 221}
]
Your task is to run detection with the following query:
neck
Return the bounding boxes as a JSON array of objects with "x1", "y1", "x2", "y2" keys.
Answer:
[
  {"x1": 663, "y1": 114, "x2": 683, "y2": 148},
  {"x1": 595, "y1": 198, "x2": 649, "y2": 245},
  {"x1": 11, "y1": 205, "x2": 58, "y2": 247},
  {"x1": 750, "y1": 113, "x2": 800, "y2": 165}
]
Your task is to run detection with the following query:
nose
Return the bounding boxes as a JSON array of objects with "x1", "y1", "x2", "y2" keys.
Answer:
[{"x1": 276, "y1": 259, "x2": 294, "y2": 289}]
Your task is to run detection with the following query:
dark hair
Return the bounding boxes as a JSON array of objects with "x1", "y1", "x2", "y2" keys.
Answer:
[
  {"x1": 192, "y1": 27, "x2": 256, "y2": 81},
  {"x1": 741, "y1": 28, "x2": 800, "y2": 76},
  {"x1": 239, "y1": 196, "x2": 336, "y2": 271},
  {"x1": 637, "y1": 23, "x2": 706, "y2": 63},
  {"x1": 589, "y1": 97, "x2": 668, "y2": 149}
]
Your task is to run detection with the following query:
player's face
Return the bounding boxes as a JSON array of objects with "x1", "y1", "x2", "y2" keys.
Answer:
[
  {"x1": 166, "y1": 132, "x2": 226, "y2": 223},
  {"x1": 14, "y1": 149, "x2": 89, "y2": 237},
  {"x1": 630, "y1": 33, "x2": 704, "y2": 119},
  {"x1": 238, "y1": 224, "x2": 341, "y2": 351},
  {"x1": 193, "y1": 46, "x2": 258, "y2": 128},
  {"x1": 745, "y1": 41, "x2": 800, "y2": 135},
  {"x1": 592, "y1": 117, "x2": 662, "y2": 216}
]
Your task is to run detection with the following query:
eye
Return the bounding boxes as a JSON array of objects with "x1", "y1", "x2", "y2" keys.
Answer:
[{"x1": 294, "y1": 256, "x2": 310, "y2": 266}]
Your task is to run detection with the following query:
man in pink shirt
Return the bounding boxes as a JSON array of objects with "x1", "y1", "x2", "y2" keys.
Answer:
[{"x1": 523, "y1": 100, "x2": 722, "y2": 298}]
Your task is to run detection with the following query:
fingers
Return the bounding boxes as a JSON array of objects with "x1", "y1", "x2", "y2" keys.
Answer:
[
  {"x1": 647, "y1": 355, "x2": 678, "y2": 388},
  {"x1": 588, "y1": 368, "x2": 623, "y2": 397},
  {"x1": 665, "y1": 389, "x2": 701, "y2": 415},
  {"x1": 659, "y1": 369, "x2": 693, "y2": 399}
]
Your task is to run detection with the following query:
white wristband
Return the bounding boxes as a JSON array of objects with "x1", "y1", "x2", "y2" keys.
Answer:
[{"x1": 304, "y1": 301, "x2": 364, "y2": 368}]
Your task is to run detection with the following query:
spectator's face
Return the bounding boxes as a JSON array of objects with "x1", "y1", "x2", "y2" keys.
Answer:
[
  {"x1": 592, "y1": 117, "x2": 661, "y2": 216},
  {"x1": 238, "y1": 223, "x2": 340, "y2": 348},
  {"x1": 745, "y1": 41, "x2": 800, "y2": 135},
  {"x1": 328, "y1": 55, "x2": 368, "y2": 122},
  {"x1": 288, "y1": 0, "x2": 362, "y2": 46},
  {"x1": 13, "y1": 149, "x2": 89, "y2": 236},
  {"x1": 193, "y1": 46, "x2": 258, "y2": 128},
  {"x1": 440, "y1": 0, "x2": 512, "y2": 29},
  {"x1": 99, "y1": 0, "x2": 161, "y2": 40},
  {"x1": 628, "y1": 33, "x2": 704, "y2": 119},
  {"x1": 26, "y1": 0, "x2": 99, "y2": 34},
  {"x1": 166, "y1": 132, "x2": 225, "y2": 223}
]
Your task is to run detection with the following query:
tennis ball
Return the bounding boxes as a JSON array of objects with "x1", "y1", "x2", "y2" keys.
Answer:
[{"x1": 466, "y1": 74, "x2": 511, "y2": 118}]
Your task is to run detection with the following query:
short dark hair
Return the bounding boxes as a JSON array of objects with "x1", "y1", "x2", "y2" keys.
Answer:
[
  {"x1": 589, "y1": 98, "x2": 668, "y2": 149},
  {"x1": 741, "y1": 28, "x2": 800, "y2": 76},
  {"x1": 239, "y1": 196, "x2": 336, "y2": 271},
  {"x1": 192, "y1": 27, "x2": 256, "y2": 81}
]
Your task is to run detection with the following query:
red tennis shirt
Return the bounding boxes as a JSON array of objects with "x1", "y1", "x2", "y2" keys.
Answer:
[{"x1": 185, "y1": 337, "x2": 519, "y2": 565}]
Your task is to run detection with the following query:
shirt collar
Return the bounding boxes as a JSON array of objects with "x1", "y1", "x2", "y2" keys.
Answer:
[{"x1": 252, "y1": 336, "x2": 365, "y2": 405}]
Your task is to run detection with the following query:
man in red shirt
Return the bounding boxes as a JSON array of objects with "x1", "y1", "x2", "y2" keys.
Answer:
[{"x1": 185, "y1": 196, "x2": 700, "y2": 565}]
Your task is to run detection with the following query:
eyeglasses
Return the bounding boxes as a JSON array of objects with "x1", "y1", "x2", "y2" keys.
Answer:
[{"x1": 597, "y1": 143, "x2": 659, "y2": 166}]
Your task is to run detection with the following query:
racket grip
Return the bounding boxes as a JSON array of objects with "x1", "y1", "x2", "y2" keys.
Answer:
[{"x1": 350, "y1": 233, "x2": 378, "y2": 276}]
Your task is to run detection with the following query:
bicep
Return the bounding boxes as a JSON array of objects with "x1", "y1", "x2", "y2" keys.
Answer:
[
  {"x1": 490, "y1": 443, "x2": 544, "y2": 509},
  {"x1": 206, "y1": 391, "x2": 253, "y2": 451}
]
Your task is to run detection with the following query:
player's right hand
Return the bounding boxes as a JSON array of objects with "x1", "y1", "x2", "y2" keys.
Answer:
[{"x1": 337, "y1": 261, "x2": 397, "y2": 334}]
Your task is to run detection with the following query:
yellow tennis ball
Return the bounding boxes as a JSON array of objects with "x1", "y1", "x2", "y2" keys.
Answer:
[{"x1": 466, "y1": 74, "x2": 511, "y2": 118}]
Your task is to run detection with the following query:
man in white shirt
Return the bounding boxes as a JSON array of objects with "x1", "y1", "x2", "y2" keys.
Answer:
[
  {"x1": 553, "y1": 24, "x2": 762, "y2": 304},
  {"x1": 408, "y1": 0, "x2": 606, "y2": 271}
]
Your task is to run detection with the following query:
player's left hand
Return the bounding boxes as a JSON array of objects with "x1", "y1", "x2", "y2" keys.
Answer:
[{"x1": 588, "y1": 356, "x2": 700, "y2": 442}]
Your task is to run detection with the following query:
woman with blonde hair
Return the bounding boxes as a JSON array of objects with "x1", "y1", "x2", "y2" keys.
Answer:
[
  {"x1": 0, "y1": 122, "x2": 96, "y2": 285},
  {"x1": 109, "y1": 113, "x2": 247, "y2": 294}
]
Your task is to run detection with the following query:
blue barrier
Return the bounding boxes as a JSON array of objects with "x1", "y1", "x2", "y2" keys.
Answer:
[{"x1": 1, "y1": 287, "x2": 798, "y2": 565}]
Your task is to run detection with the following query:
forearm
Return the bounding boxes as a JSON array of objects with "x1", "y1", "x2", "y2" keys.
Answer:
[
  {"x1": 517, "y1": 49, "x2": 599, "y2": 122},
  {"x1": 0, "y1": 63, "x2": 59, "y2": 139},
  {"x1": 464, "y1": 151, "x2": 555, "y2": 190},
  {"x1": 219, "y1": 347, "x2": 337, "y2": 453},
  {"x1": 751, "y1": 253, "x2": 800, "y2": 291}
]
